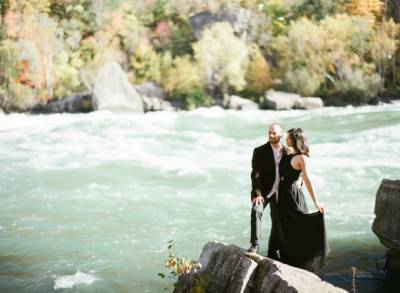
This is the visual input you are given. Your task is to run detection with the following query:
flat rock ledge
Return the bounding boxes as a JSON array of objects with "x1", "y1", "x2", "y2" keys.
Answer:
[{"x1": 173, "y1": 242, "x2": 346, "y2": 293}]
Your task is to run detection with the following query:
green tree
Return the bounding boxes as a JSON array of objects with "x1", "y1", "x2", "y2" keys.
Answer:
[{"x1": 193, "y1": 22, "x2": 249, "y2": 99}]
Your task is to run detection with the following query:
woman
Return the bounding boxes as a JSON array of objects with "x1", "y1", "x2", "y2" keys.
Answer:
[{"x1": 271, "y1": 128, "x2": 329, "y2": 271}]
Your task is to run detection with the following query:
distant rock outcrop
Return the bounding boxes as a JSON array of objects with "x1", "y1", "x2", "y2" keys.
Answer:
[
  {"x1": 372, "y1": 179, "x2": 400, "y2": 275},
  {"x1": 173, "y1": 242, "x2": 346, "y2": 293},
  {"x1": 93, "y1": 62, "x2": 144, "y2": 112},
  {"x1": 189, "y1": 7, "x2": 251, "y2": 40}
]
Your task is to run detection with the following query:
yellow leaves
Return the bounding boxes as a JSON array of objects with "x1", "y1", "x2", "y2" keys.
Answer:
[
  {"x1": 130, "y1": 41, "x2": 161, "y2": 84},
  {"x1": 163, "y1": 240, "x2": 202, "y2": 280},
  {"x1": 9, "y1": 0, "x2": 51, "y2": 15},
  {"x1": 347, "y1": 0, "x2": 382, "y2": 23},
  {"x1": 245, "y1": 43, "x2": 272, "y2": 94},
  {"x1": 162, "y1": 55, "x2": 201, "y2": 94}
]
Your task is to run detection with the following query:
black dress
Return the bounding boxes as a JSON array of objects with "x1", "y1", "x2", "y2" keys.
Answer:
[{"x1": 272, "y1": 153, "x2": 330, "y2": 271}]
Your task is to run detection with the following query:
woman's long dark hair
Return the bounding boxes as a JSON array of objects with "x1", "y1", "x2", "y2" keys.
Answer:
[{"x1": 287, "y1": 128, "x2": 310, "y2": 157}]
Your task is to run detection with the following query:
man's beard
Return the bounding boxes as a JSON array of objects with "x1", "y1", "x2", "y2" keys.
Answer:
[{"x1": 269, "y1": 137, "x2": 280, "y2": 145}]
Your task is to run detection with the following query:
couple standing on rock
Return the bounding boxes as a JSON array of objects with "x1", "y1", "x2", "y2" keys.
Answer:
[{"x1": 248, "y1": 123, "x2": 330, "y2": 272}]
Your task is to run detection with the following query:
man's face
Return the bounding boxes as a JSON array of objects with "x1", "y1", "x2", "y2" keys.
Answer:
[{"x1": 268, "y1": 125, "x2": 282, "y2": 145}]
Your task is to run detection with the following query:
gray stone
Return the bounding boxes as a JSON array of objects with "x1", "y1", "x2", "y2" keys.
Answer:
[
  {"x1": 93, "y1": 62, "x2": 144, "y2": 112},
  {"x1": 294, "y1": 97, "x2": 324, "y2": 110},
  {"x1": 173, "y1": 242, "x2": 345, "y2": 293},
  {"x1": 190, "y1": 7, "x2": 251, "y2": 40},
  {"x1": 224, "y1": 95, "x2": 259, "y2": 111},
  {"x1": 261, "y1": 90, "x2": 301, "y2": 110}
]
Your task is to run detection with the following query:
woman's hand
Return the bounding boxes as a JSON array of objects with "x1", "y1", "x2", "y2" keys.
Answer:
[{"x1": 314, "y1": 201, "x2": 325, "y2": 213}]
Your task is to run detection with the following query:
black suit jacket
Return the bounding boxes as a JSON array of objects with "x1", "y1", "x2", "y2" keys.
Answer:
[{"x1": 250, "y1": 142, "x2": 287, "y2": 200}]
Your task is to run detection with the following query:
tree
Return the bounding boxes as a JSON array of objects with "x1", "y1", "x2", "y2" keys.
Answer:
[
  {"x1": 193, "y1": 22, "x2": 249, "y2": 99},
  {"x1": 245, "y1": 43, "x2": 272, "y2": 97}
]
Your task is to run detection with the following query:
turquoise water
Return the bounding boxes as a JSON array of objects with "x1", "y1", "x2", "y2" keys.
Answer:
[{"x1": 1, "y1": 105, "x2": 400, "y2": 292}]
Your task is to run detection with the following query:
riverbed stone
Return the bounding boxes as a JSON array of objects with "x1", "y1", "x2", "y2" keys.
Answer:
[
  {"x1": 173, "y1": 242, "x2": 345, "y2": 293},
  {"x1": 261, "y1": 90, "x2": 301, "y2": 110},
  {"x1": 93, "y1": 62, "x2": 144, "y2": 112},
  {"x1": 224, "y1": 95, "x2": 259, "y2": 110},
  {"x1": 372, "y1": 179, "x2": 400, "y2": 274},
  {"x1": 294, "y1": 97, "x2": 324, "y2": 110}
]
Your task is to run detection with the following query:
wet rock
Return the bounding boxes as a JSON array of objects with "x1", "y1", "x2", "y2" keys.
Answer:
[{"x1": 372, "y1": 179, "x2": 400, "y2": 275}]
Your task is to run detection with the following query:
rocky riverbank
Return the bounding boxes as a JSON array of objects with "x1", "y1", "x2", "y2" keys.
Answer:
[{"x1": 172, "y1": 241, "x2": 345, "y2": 293}]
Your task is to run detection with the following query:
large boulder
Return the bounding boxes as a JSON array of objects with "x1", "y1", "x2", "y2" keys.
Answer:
[
  {"x1": 93, "y1": 62, "x2": 144, "y2": 112},
  {"x1": 31, "y1": 94, "x2": 93, "y2": 114},
  {"x1": 224, "y1": 95, "x2": 259, "y2": 111},
  {"x1": 294, "y1": 97, "x2": 324, "y2": 110},
  {"x1": 372, "y1": 179, "x2": 400, "y2": 275},
  {"x1": 189, "y1": 7, "x2": 251, "y2": 40},
  {"x1": 261, "y1": 90, "x2": 301, "y2": 110},
  {"x1": 173, "y1": 242, "x2": 345, "y2": 293}
]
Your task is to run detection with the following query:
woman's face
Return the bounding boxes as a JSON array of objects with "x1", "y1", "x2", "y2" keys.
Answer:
[{"x1": 286, "y1": 133, "x2": 293, "y2": 147}]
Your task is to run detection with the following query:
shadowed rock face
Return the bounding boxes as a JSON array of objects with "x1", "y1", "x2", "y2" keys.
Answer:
[
  {"x1": 387, "y1": 1, "x2": 400, "y2": 23},
  {"x1": 173, "y1": 242, "x2": 346, "y2": 293},
  {"x1": 31, "y1": 94, "x2": 93, "y2": 114},
  {"x1": 372, "y1": 179, "x2": 400, "y2": 275},
  {"x1": 189, "y1": 8, "x2": 251, "y2": 40}
]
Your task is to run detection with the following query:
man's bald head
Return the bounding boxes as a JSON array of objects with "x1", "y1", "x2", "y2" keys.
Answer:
[{"x1": 268, "y1": 122, "x2": 283, "y2": 146}]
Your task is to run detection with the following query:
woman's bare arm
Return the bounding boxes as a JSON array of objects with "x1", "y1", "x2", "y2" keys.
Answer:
[{"x1": 299, "y1": 155, "x2": 325, "y2": 213}]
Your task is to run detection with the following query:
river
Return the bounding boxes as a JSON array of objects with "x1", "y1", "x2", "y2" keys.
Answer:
[{"x1": 1, "y1": 104, "x2": 399, "y2": 292}]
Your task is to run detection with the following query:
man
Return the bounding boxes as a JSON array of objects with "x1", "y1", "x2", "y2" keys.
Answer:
[{"x1": 248, "y1": 122, "x2": 286, "y2": 258}]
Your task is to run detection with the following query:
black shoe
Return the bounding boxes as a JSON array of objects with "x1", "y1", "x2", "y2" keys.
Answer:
[{"x1": 247, "y1": 244, "x2": 259, "y2": 253}]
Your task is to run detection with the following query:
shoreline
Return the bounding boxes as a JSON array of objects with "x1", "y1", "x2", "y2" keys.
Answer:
[{"x1": 1, "y1": 99, "x2": 399, "y2": 116}]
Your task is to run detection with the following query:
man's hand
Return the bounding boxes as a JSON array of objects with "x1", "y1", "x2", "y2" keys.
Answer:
[{"x1": 252, "y1": 196, "x2": 264, "y2": 205}]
